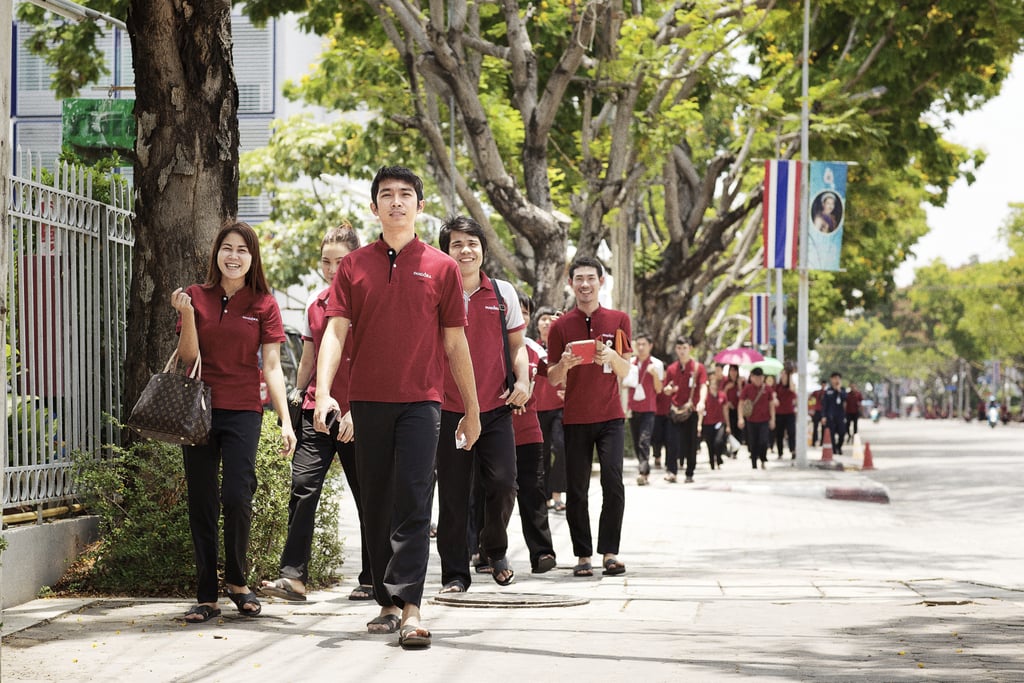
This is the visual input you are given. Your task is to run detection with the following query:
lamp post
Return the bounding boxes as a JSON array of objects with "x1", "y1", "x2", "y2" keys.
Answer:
[{"x1": 795, "y1": 0, "x2": 811, "y2": 469}]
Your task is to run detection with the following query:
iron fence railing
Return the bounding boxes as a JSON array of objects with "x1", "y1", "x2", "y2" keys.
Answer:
[{"x1": 3, "y1": 149, "x2": 134, "y2": 514}]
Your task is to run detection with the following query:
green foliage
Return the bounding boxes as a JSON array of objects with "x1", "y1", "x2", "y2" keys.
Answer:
[{"x1": 67, "y1": 413, "x2": 343, "y2": 596}]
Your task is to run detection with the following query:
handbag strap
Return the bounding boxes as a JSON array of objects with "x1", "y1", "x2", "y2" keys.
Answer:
[
  {"x1": 491, "y1": 278, "x2": 516, "y2": 394},
  {"x1": 164, "y1": 349, "x2": 203, "y2": 380}
]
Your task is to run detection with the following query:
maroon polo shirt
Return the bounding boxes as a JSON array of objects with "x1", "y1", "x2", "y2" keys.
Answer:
[
  {"x1": 775, "y1": 383, "x2": 797, "y2": 416},
  {"x1": 177, "y1": 283, "x2": 285, "y2": 412},
  {"x1": 300, "y1": 286, "x2": 353, "y2": 413},
  {"x1": 627, "y1": 356, "x2": 659, "y2": 413},
  {"x1": 725, "y1": 378, "x2": 744, "y2": 409},
  {"x1": 326, "y1": 236, "x2": 466, "y2": 404},
  {"x1": 703, "y1": 389, "x2": 728, "y2": 425},
  {"x1": 442, "y1": 274, "x2": 525, "y2": 414},
  {"x1": 512, "y1": 343, "x2": 543, "y2": 446},
  {"x1": 532, "y1": 338, "x2": 563, "y2": 411},
  {"x1": 739, "y1": 382, "x2": 775, "y2": 423},
  {"x1": 546, "y1": 306, "x2": 632, "y2": 425},
  {"x1": 664, "y1": 358, "x2": 708, "y2": 408},
  {"x1": 655, "y1": 390, "x2": 671, "y2": 417}
]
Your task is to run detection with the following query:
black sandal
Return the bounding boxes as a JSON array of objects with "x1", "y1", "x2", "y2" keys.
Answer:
[
  {"x1": 183, "y1": 604, "x2": 221, "y2": 624},
  {"x1": 490, "y1": 556, "x2": 515, "y2": 586},
  {"x1": 225, "y1": 590, "x2": 262, "y2": 617}
]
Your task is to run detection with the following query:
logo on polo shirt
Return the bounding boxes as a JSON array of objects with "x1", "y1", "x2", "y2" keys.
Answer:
[
  {"x1": 484, "y1": 305, "x2": 499, "y2": 312},
  {"x1": 413, "y1": 271, "x2": 433, "y2": 279},
  {"x1": 242, "y1": 315, "x2": 259, "y2": 322}
]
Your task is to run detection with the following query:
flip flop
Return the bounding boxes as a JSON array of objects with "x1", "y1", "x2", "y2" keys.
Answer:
[
  {"x1": 366, "y1": 613, "x2": 401, "y2": 634},
  {"x1": 225, "y1": 590, "x2": 262, "y2": 616},
  {"x1": 602, "y1": 557, "x2": 626, "y2": 576},
  {"x1": 491, "y1": 556, "x2": 515, "y2": 586},
  {"x1": 260, "y1": 578, "x2": 307, "y2": 602},
  {"x1": 183, "y1": 604, "x2": 221, "y2": 624},
  {"x1": 572, "y1": 562, "x2": 593, "y2": 577},
  {"x1": 348, "y1": 584, "x2": 374, "y2": 601},
  {"x1": 399, "y1": 623, "x2": 432, "y2": 649}
]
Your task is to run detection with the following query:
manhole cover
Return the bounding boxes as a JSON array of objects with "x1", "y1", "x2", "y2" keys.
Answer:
[{"x1": 430, "y1": 592, "x2": 588, "y2": 608}]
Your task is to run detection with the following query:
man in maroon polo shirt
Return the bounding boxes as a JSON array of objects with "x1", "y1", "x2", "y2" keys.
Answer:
[
  {"x1": 546, "y1": 256, "x2": 632, "y2": 578},
  {"x1": 627, "y1": 332, "x2": 664, "y2": 486},
  {"x1": 313, "y1": 166, "x2": 481, "y2": 650},
  {"x1": 435, "y1": 216, "x2": 530, "y2": 593}
]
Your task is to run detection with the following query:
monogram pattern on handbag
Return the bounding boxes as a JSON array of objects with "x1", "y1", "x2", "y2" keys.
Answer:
[{"x1": 127, "y1": 351, "x2": 212, "y2": 446}]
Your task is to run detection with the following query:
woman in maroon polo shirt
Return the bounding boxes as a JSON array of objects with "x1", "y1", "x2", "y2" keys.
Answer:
[
  {"x1": 702, "y1": 375, "x2": 730, "y2": 470},
  {"x1": 261, "y1": 224, "x2": 374, "y2": 603},
  {"x1": 724, "y1": 365, "x2": 744, "y2": 450},
  {"x1": 171, "y1": 221, "x2": 295, "y2": 624},
  {"x1": 774, "y1": 367, "x2": 798, "y2": 459},
  {"x1": 736, "y1": 367, "x2": 775, "y2": 470}
]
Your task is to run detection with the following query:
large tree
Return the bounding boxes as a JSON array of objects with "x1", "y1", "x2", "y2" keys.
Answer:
[
  {"x1": 243, "y1": 0, "x2": 1024, "y2": 354},
  {"x1": 18, "y1": 0, "x2": 240, "y2": 407}
]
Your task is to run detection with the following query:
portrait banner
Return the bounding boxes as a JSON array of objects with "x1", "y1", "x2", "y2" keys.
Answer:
[{"x1": 807, "y1": 161, "x2": 848, "y2": 271}]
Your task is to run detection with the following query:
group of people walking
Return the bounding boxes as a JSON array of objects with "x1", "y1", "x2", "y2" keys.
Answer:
[{"x1": 169, "y1": 166, "x2": 637, "y2": 649}]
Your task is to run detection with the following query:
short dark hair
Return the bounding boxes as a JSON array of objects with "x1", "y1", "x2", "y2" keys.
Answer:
[
  {"x1": 568, "y1": 255, "x2": 604, "y2": 279},
  {"x1": 534, "y1": 305, "x2": 556, "y2": 322},
  {"x1": 675, "y1": 335, "x2": 693, "y2": 346},
  {"x1": 830, "y1": 372, "x2": 842, "y2": 379},
  {"x1": 370, "y1": 166, "x2": 424, "y2": 205},
  {"x1": 517, "y1": 290, "x2": 532, "y2": 315},
  {"x1": 634, "y1": 332, "x2": 652, "y2": 344},
  {"x1": 438, "y1": 215, "x2": 488, "y2": 256},
  {"x1": 750, "y1": 367, "x2": 765, "y2": 376}
]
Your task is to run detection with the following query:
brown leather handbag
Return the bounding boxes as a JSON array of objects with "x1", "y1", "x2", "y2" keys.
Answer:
[{"x1": 127, "y1": 350, "x2": 213, "y2": 446}]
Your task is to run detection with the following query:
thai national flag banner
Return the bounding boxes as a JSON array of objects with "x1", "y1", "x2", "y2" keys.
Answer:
[
  {"x1": 750, "y1": 294, "x2": 771, "y2": 346},
  {"x1": 762, "y1": 159, "x2": 802, "y2": 269}
]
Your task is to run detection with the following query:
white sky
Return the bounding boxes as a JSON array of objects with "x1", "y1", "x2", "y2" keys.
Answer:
[{"x1": 893, "y1": 56, "x2": 1023, "y2": 286}]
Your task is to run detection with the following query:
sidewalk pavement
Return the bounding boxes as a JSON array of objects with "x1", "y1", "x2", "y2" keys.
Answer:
[{"x1": 3, "y1": 446, "x2": 1022, "y2": 682}]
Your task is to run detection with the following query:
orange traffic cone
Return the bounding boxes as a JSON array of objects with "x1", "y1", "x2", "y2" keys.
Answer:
[
  {"x1": 862, "y1": 442, "x2": 875, "y2": 470},
  {"x1": 821, "y1": 427, "x2": 833, "y2": 461}
]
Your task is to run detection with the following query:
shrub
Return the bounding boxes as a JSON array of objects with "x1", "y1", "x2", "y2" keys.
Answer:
[{"x1": 66, "y1": 412, "x2": 344, "y2": 595}]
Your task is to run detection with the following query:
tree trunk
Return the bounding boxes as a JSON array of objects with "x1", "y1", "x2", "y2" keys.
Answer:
[{"x1": 122, "y1": 0, "x2": 239, "y2": 411}]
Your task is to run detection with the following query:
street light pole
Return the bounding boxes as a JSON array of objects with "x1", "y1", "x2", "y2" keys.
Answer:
[{"x1": 795, "y1": 0, "x2": 811, "y2": 469}]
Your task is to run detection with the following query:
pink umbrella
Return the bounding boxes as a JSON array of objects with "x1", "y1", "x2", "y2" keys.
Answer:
[{"x1": 713, "y1": 347, "x2": 764, "y2": 366}]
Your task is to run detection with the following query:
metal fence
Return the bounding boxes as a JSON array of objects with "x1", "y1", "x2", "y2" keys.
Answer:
[{"x1": 3, "y1": 150, "x2": 134, "y2": 514}]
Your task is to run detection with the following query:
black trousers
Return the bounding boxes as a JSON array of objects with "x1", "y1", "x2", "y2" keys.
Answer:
[
  {"x1": 629, "y1": 411, "x2": 655, "y2": 476},
  {"x1": 651, "y1": 414, "x2": 670, "y2": 463},
  {"x1": 436, "y1": 406, "x2": 518, "y2": 589},
  {"x1": 746, "y1": 421, "x2": 771, "y2": 466},
  {"x1": 826, "y1": 416, "x2": 846, "y2": 453},
  {"x1": 279, "y1": 410, "x2": 370, "y2": 586},
  {"x1": 538, "y1": 408, "x2": 566, "y2": 497},
  {"x1": 667, "y1": 412, "x2": 699, "y2": 478},
  {"x1": 183, "y1": 409, "x2": 262, "y2": 604},
  {"x1": 516, "y1": 441, "x2": 556, "y2": 568},
  {"x1": 701, "y1": 422, "x2": 725, "y2": 469},
  {"x1": 728, "y1": 409, "x2": 743, "y2": 445},
  {"x1": 846, "y1": 412, "x2": 859, "y2": 436},
  {"x1": 350, "y1": 401, "x2": 440, "y2": 609},
  {"x1": 775, "y1": 413, "x2": 797, "y2": 457},
  {"x1": 811, "y1": 411, "x2": 823, "y2": 445},
  {"x1": 564, "y1": 419, "x2": 625, "y2": 558}
]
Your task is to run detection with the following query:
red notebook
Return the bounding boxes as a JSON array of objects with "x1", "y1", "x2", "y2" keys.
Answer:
[{"x1": 567, "y1": 339, "x2": 597, "y2": 364}]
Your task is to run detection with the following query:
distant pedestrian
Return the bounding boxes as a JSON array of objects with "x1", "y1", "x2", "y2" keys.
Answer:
[
  {"x1": 171, "y1": 221, "x2": 296, "y2": 624},
  {"x1": 822, "y1": 372, "x2": 847, "y2": 455},
  {"x1": 701, "y1": 375, "x2": 730, "y2": 470},
  {"x1": 313, "y1": 166, "x2": 481, "y2": 649},
  {"x1": 651, "y1": 383, "x2": 672, "y2": 468},
  {"x1": 627, "y1": 332, "x2": 664, "y2": 486},
  {"x1": 737, "y1": 367, "x2": 775, "y2": 469},
  {"x1": 723, "y1": 365, "x2": 744, "y2": 451},
  {"x1": 774, "y1": 367, "x2": 797, "y2": 459},
  {"x1": 845, "y1": 382, "x2": 863, "y2": 436},
  {"x1": 546, "y1": 256, "x2": 632, "y2": 578},
  {"x1": 663, "y1": 336, "x2": 708, "y2": 483},
  {"x1": 810, "y1": 381, "x2": 826, "y2": 446}
]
